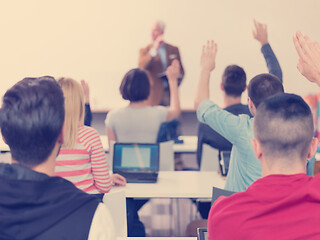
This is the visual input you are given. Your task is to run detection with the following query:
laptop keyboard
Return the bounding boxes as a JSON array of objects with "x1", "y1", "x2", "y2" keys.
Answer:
[{"x1": 117, "y1": 171, "x2": 158, "y2": 183}]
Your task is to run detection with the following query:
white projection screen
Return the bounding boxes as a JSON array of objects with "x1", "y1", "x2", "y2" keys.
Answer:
[{"x1": 0, "y1": 0, "x2": 319, "y2": 110}]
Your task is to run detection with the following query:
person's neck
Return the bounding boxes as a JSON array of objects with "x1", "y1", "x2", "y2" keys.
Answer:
[
  {"x1": 129, "y1": 100, "x2": 150, "y2": 108},
  {"x1": 223, "y1": 94, "x2": 241, "y2": 108},
  {"x1": 11, "y1": 142, "x2": 61, "y2": 177},
  {"x1": 261, "y1": 157, "x2": 306, "y2": 177}
]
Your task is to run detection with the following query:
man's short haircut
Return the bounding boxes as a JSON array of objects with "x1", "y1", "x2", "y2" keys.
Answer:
[
  {"x1": 0, "y1": 76, "x2": 65, "y2": 168},
  {"x1": 222, "y1": 65, "x2": 247, "y2": 97},
  {"x1": 155, "y1": 20, "x2": 166, "y2": 33},
  {"x1": 254, "y1": 93, "x2": 314, "y2": 159},
  {"x1": 248, "y1": 73, "x2": 284, "y2": 108},
  {"x1": 120, "y1": 68, "x2": 150, "y2": 102}
]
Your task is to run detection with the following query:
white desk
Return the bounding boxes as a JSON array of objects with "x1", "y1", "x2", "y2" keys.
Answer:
[
  {"x1": 111, "y1": 171, "x2": 225, "y2": 199},
  {"x1": 0, "y1": 135, "x2": 198, "y2": 154}
]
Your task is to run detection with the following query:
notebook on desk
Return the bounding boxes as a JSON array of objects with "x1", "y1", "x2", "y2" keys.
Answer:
[{"x1": 112, "y1": 143, "x2": 159, "y2": 183}]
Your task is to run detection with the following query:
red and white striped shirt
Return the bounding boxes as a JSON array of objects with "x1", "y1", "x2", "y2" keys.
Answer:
[{"x1": 55, "y1": 126, "x2": 112, "y2": 194}]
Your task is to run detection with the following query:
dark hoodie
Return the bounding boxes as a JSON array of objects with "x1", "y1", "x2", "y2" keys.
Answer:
[{"x1": 0, "y1": 163, "x2": 100, "y2": 240}]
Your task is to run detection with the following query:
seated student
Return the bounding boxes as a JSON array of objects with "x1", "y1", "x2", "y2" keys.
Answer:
[
  {"x1": 207, "y1": 93, "x2": 319, "y2": 240},
  {"x1": 106, "y1": 60, "x2": 181, "y2": 145},
  {"x1": 195, "y1": 41, "x2": 284, "y2": 192},
  {"x1": 105, "y1": 60, "x2": 181, "y2": 237},
  {"x1": 197, "y1": 20, "x2": 282, "y2": 168},
  {"x1": 55, "y1": 78, "x2": 126, "y2": 199},
  {"x1": 0, "y1": 76, "x2": 115, "y2": 239}
]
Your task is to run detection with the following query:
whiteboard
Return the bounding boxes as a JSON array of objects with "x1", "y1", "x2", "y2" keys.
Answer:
[{"x1": 0, "y1": 0, "x2": 319, "y2": 110}]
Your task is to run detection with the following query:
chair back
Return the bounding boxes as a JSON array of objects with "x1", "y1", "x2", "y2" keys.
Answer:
[
  {"x1": 218, "y1": 150, "x2": 231, "y2": 176},
  {"x1": 200, "y1": 144, "x2": 219, "y2": 171},
  {"x1": 159, "y1": 140, "x2": 174, "y2": 171},
  {"x1": 211, "y1": 186, "x2": 235, "y2": 206},
  {"x1": 107, "y1": 140, "x2": 115, "y2": 170},
  {"x1": 103, "y1": 189, "x2": 127, "y2": 237}
]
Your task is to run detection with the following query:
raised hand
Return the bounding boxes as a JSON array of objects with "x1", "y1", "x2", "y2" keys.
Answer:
[
  {"x1": 166, "y1": 59, "x2": 181, "y2": 81},
  {"x1": 81, "y1": 80, "x2": 90, "y2": 104},
  {"x1": 253, "y1": 19, "x2": 268, "y2": 46},
  {"x1": 200, "y1": 40, "x2": 218, "y2": 72},
  {"x1": 153, "y1": 34, "x2": 164, "y2": 50},
  {"x1": 293, "y1": 31, "x2": 320, "y2": 86}
]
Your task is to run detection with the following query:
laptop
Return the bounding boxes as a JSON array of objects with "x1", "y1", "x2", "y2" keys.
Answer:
[
  {"x1": 197, "y1": 228, "x2": 208, "y2": 240},
  {"x1": 112, "y1": 143, "x2": 159, "y2": 183}
]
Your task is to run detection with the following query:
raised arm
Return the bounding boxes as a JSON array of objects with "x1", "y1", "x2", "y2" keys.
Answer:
[
  {"x1": 138, "y1": 45, "x2": 153, "y2": 69},
  {"x1": 253, "y1": 19, "x2": 283, "y2": 81},
  {"x1": 194, "y1": 40, "x2": 218, "y2": 110},
  {"x1": 166, "y1": 59, "x2": 181, "y2": 121},
  {"x1": 293, "y1": 31, "x2": 320, "y2": 86},
  {"x1": 138, "y1": 35, "x2": 163, "y2": 69},
  {"x1": 81, "y1": 80, "x2": 92, "y2": 126}
]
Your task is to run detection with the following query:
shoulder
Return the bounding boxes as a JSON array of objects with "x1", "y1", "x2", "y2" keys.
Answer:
[
  {"x1": 78, "y1": 126, "x2": 100, "y2": 140},
  {"x1": 165, "y1": 42, "x2": 179, "y2": 50},
  {"x1": 107, "y1": 108, "x2": 129, "y2": 117},
  {"x1": 106, "y1": 108, "x2": 128, "y2": 122},
  {"x1": 225, "y1": 104, "x2": 252, "y2": 117},
  {"x1": 147, "y1": 106, "x2": 168, "y2": 117},
  {"x1": 152, "y1": 105, "x2": 168, "y2": 112},
  {"x1": 88, "y1": 203, "x2": 115, "y2": 240}
]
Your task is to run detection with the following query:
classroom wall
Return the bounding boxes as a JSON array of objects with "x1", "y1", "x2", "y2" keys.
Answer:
[{"x1": 0, "y1": 0, "x2": 319, "y2": 110}]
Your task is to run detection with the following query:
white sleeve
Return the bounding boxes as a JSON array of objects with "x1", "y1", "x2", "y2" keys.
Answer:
[{"x1": 88, "y1": 203, "x2": 116, "y2": 240}]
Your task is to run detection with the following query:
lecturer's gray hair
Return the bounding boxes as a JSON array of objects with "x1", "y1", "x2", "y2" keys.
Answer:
[{"x1": 155, "y1": 20, "x2": 166, "y2": 33}]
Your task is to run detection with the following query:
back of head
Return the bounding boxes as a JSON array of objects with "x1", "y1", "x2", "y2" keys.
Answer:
[
  {"x1": 222, "y1": 65, "x2": 247, "y2": 97},
  {"x1": 0, "y1": 76, "x2": 65, "y2": 168},
  {"x1": 254, "y1": 93, "x2": 314, "y2": 160},
  {"x1": 58, "y1": 78, "x2": 84, "y2": 148},
  {"x1": 120, "y1": 68, "x2": 150, "y2": 102},
  {"x1": 248, "y1": 73, "x2": 284, "y2": 108}
]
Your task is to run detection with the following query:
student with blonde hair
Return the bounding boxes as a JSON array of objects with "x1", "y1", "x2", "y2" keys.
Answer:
[{"x1": 55, "y1": 78, "x2": 126, "y2": 199}]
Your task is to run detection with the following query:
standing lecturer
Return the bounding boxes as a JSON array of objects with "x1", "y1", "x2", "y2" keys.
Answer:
[{"x1": 138, "y1": 21, "x2": 185, "y2": 106}]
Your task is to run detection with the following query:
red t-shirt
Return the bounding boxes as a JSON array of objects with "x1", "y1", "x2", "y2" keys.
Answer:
[{"x1": 208, "y1": 174, "x2": 320, "y2": 240}]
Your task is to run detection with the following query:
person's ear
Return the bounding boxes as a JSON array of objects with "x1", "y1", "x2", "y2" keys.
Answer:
[
  {"x1": 220, "y1": 83, "x2": 224, "y2": 91},
  {"x1": 307, "y1": 137, "x2": 318, "y2": 159},
  {"x1": 248, "y1": 97, "x2": 256, "y2": 116},
  {"x1": 251, "y1": 138, "x2": 263, "y2": 160},
  {"x1": 57, "y1": 124, "x2": 65, "y2": 145}
]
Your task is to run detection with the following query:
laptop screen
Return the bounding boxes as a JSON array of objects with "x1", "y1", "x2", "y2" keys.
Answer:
[{"x1": 113, "y1": 143, "x2": 159, "y2": 172}]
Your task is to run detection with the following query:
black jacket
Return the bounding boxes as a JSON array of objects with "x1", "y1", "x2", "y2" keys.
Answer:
[{"x1": 0, "y1": 163, "x2": 100, "y2": 240}]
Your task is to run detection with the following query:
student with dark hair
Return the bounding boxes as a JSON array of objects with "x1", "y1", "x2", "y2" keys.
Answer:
[
  {"x1": 105, "y1": 60, "x2": 181, "y2": 237},
  {"x1": 106, "y1": 60, "x2": 181, "y2": 146},
  {"x1": 207, "y1": 93, "x2": 320, "y2": 239},
  {"x1": 197, "y1": 20, "x2": 282, "y2": 170},
  {"x1": 0, "y1": 76, "x2": 115, "y2": 239},
  {"x1": 195, "y1": 40, "x2": 284, "y2": 192}
]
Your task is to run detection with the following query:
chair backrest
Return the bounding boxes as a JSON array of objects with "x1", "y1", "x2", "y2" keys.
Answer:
[
  {"x1": 103, "y1": 189, "x2": 127, "y2": 237},
  {"x1": 211, "y1": 186, "x2": 236, "y2": 206},
  {"x1": 107, "y1": 140, "x2": 115, "y2": 170},
  {"x1": 218, "y1": 150, "x2": 231, "y2": 176},
  {"x1": 200, "y1": 144, "x2": 219, "y2": 171},
  {"x1": 159, "y1": 140, "x2": 174, "y2": 171}
]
